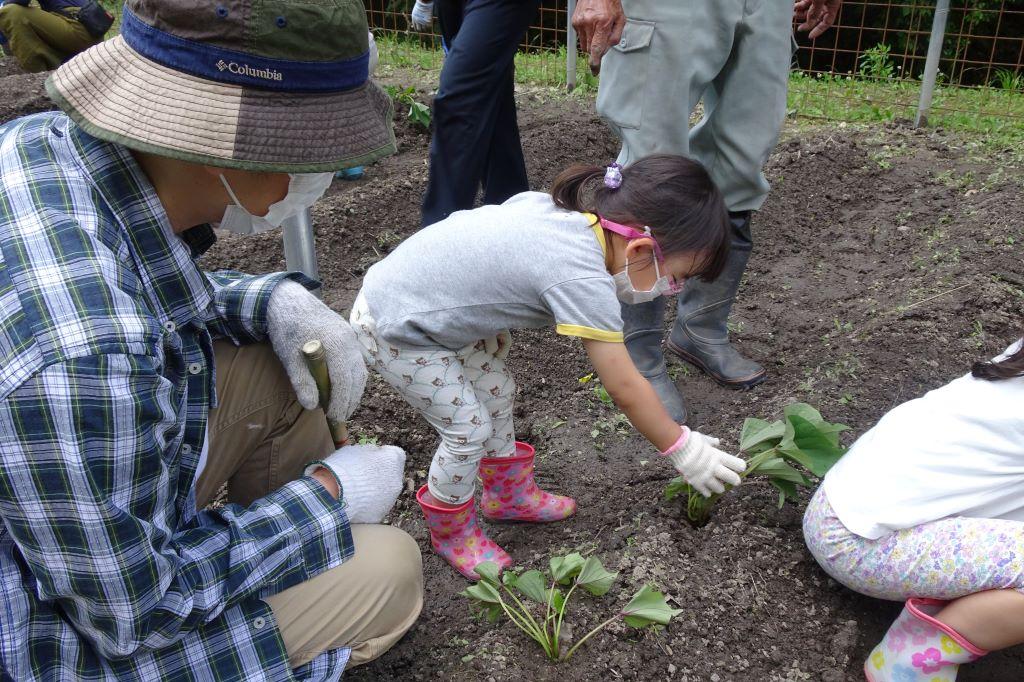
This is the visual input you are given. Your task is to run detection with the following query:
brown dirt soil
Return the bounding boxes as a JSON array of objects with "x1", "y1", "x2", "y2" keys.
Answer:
[{"x1": 3, "y1": 68, "x2": 1023, "y2": 681}]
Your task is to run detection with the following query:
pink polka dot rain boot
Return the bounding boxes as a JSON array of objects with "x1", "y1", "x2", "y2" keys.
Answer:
[
  {"x1": 864, "y1": 598, "x2": 987, "y2": 682},
  {"x1": 480, "y1": 442, "x2": 576, "y2": 523},
  {"x1": 416, "y1": 485, "x2": 512, "y2": 580}
]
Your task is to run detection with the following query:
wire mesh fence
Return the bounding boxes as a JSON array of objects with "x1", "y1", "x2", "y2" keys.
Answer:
[
  {"x1": 789, "y1": 0, "x2": 1024, "y2": 126},
  {"x1": 365, "y1": 0, "x2": 1023, "y2": 129}
]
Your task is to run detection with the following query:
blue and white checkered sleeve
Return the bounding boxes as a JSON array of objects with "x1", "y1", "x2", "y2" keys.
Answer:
[
  {"x1": 202, "y1": 270, "x2": 318, "y2": 344},
  {"x1": 0, "y1": 352, "x2": 353, "y2": 659}
]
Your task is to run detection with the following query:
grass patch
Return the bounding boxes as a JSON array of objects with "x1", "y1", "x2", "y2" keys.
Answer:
[{"x1": 373, "y1": 33, "x2": 1024, "y2": 147}]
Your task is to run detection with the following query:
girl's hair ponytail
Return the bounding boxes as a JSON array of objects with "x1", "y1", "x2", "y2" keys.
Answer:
[
  {"x1": 550, "y1": 164, "x2": 607, "y2": 213},
  {"x1": 549, "y1": 154, "x2": 731, "y2": 282},
  {"x1": 972, "y1": 335, "x2": 1024, "y2": 381}
]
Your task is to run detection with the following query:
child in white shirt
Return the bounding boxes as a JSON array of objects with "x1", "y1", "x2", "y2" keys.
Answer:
[{"x1": 804, "y1": 338, "x2": 1024, "y2": 681}]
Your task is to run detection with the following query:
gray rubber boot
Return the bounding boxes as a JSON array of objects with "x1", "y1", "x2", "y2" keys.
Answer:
[
  {"x1": 621, "y1": 299, "x2": 687, "y2": 424},
  {"x1": 667, "y1": 211, "x2": 766, "y2": 389}
]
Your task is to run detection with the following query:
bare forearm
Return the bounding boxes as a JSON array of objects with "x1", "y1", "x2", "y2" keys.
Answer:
[{"x1": 607, "y1": 375, "x2": 684, "y2": 452}]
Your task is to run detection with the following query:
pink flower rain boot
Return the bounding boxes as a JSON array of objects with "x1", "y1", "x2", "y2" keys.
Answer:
[
  {"x1": 864, "y1": 598, "x2": 987, "y2": 682},
  {"x1": 480, "y1": 442, "x2": 576, "y2": 523},
  {"x1": 416, "y1": 485, "x2": 512, "y2": 580}
]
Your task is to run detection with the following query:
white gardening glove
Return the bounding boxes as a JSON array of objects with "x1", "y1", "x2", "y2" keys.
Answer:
[
  {"x1": 367, "y1": 30, "x2": 379, "y2": 74},
  {"x1": 409, "y1": 0, "x2": 433, "y2": 31},
  {"x1": 660, "y1": 428, "x2": 746, "y2": 497},
  {"x1": 483, "y1": 330, "x2": 512, "y2": 360},
  {"x1": 305, "y1": 444, "x2": 406, "y2": 523},
  {"x1": 267, "y1": 280, "x2": 368, "y2": 422}
]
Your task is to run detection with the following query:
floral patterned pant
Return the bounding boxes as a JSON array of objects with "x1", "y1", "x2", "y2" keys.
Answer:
[
  {"x1": 350, "y1": 296, "x2": 516, "y2": 505},
  {"x1": 803, "y1": 486, "x2": 1024, "y2": 601}
]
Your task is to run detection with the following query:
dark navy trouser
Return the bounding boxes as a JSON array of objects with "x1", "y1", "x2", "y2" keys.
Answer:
[{"x1": 420, "y1": 0, "x2": 541, "y2": 227}]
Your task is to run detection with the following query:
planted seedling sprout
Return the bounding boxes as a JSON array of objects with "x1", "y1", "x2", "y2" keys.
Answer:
[
  {"x1": 461, "y1": 553, "x2": 680, "y2": 662},
  {"x1": 665, "y1": 403, "x2": 849, "y2": 526}
]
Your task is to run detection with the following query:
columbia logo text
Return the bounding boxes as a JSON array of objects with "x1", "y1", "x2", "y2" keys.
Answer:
[{"x1": 215, "y1": 61, "x2": 283, "y2": 81}]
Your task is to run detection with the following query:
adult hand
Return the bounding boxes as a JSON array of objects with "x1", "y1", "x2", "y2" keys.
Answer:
[
  {"x1": 410, "y1": 0, "x2": 433, "y2": 31},
  {"x1": 267, "y1": 280, "x2": 368, "y2": 423},
  {"x1": 571, "y1": 0, "x2": 625, "y2": 76},
  {"x1": 306, "y1": 444, "x2": 407, "y2": 523},
  {"x1": 794, "y1": 0, "x2": 842, "y2": 40},
  {"x1": 483, "y1": 330, "x2": 512, "y2": 360},
  {"x1": 660, "y1": 428, "x2": 745, "y2": 497}
]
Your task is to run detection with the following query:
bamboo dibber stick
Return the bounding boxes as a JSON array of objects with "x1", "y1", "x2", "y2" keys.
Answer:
[{"x1": 301, "y1": 340, "x2": 349, "y2": 447}]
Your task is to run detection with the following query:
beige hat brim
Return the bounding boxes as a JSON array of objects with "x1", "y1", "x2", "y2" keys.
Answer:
[{"x1": 47, "y1": 35, "x2": 396, "y2": 172}]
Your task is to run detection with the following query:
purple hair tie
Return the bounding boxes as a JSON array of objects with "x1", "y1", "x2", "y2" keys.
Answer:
[{"x1": 603, "y1": 162, "x2": 623, "y2": 189}]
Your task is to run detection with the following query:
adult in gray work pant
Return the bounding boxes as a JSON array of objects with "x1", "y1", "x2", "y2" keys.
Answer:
[{"x1": 579, "y1": 0, "x2": 841, "y2": 422}]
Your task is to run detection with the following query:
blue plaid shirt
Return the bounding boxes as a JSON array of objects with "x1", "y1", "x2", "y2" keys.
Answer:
[{"x1": 0, "y1": 113, "x2": 354, "y2": 681}]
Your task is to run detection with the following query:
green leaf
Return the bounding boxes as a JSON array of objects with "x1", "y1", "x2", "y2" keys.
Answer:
[
  {"x1": 769, "y1": 478, "x2": 800, "y2": 507},
  {"x1": 547, "y1": 588, "x2": 565, "y2": 613},
  {"x1": 576, "y1": 557, "x2": 618, "y2": 596},
  {"x1": 786, "y1": 415, "x2": 847, "y2": 476},
  {"x1": 549, "y1": 553, "x2": 586, "y2": 584},
  {"x1": 739, "y1": 417, "x2": 785, "y2": 452},
  {"x1": 514, "y1": 570, "x2": 549, "y2": 603},
  {"x1": 483, "y1": 603, "x2": 503, "y2": 622},
  {"x1": 816, "y1": 422, "x2": 851, "y2": 447},
  {"x1": 621, "y1": 585, "x2": 682, "y2": 628},
  {"x1": 461, "y1": 581, "x2": 501, "y2": 604},
  {"x1": 783, "y1": 402, "x2": 826, "y2": 426},
  {"x1": 779, "y1": 418, "x2": 797, "y2": 451},
  {"x1": 749, "y1": 456, "x2": 809, "y2": 484},
  {"x1": 408, "y1": 101, "x2": 431, "y2": 129},
  {"x1": 474, "y1": 561, "x2": 502, "y2": 586},
  {"x1": 664, "y1": 476, "x2": 689, "y2": 501}
]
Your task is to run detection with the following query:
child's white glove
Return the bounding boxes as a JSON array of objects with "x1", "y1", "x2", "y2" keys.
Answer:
[
  {"x1": 483, "y1": 330, "x2": 512, "y2": 360},
  {"x1": 267, "y1": 280, "x2": 368, "y2": 423},
  {"x1": 660, "y1": 428, "x2": 745, "y2": 497},
  {"x1": 410, "y1": 0, "x2": 433, "y2": 31},
  {"x1": 305, "y1": 444, "x2": 406, "y2": 523}
]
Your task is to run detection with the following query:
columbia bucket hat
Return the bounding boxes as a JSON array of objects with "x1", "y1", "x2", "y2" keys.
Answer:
[{"x1": 46, "y1": 0, "x2": 395, "y2": 172}]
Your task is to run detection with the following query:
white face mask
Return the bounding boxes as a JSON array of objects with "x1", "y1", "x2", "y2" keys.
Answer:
[
  {"x1": 217, "y1": 172, "x2": 334, "y2": 235},
  {"x1": 613, "y1": 257, "x2": 678, "y2": 305}
]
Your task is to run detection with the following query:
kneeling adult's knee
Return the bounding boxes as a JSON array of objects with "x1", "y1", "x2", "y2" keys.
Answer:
[
  {"x1": 362, "y1": 524, "x2": 423, "y2": 590},
  {"x1": 346, "y1": 525, "x2": 423, "y2": 665}
]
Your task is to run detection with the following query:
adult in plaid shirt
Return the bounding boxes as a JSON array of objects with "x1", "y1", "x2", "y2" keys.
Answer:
[{"x1": 0, "y1": 1, "x2": 422, "y2": 680}]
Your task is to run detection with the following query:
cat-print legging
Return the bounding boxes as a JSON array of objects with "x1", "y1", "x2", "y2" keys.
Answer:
[
  {"x1": 803, "y1": 486, "x2": 1024, "y2": 601},
  {"x1": 349, "y1": 295, "x2": 516, "y2": 505}
]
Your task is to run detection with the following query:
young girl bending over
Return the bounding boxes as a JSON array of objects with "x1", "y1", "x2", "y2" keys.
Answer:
[
  {"x1": 803, "y1": 336, "x2": 1024, "y2": 681},
  {"x1": 351, "y1": 156, "x2": 746, "y2": 579}
]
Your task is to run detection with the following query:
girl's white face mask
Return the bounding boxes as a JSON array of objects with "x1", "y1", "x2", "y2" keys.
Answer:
[
  {"x1": 600, "y1": 216, "x2": 683, "y2": 304},
  {"x1": 217, "y1": 172, "x2": 334, "y2": 235},
  {"x1": 613, "y1": 256, "x2": 678, "y2": 304}
]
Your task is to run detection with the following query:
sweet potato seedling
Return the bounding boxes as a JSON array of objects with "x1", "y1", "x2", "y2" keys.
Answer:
[
  {"x1": 383, "y1": 85, "x2": 431, "y2": 129},
  {"x1": 461, "y1": 554, "x2": 681, "y2": 662},
  {"x1": 665, "y1": 403, "x2": 849, "y2": 526}
]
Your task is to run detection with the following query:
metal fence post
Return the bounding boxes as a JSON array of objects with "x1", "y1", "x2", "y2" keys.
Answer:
[
  {"x1": 566, "y1": 0, "x2": 577, "y2": 91},
  {"x1": 915, "y1": 0, "x2": 951, "y2": 128},
  {"x1": 282, "y1": 208, "x2": 320, "y2": 293}
]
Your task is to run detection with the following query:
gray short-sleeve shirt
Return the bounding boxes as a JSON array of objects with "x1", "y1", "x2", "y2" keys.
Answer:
[{"x1": 360, "y1": 192, "x2": 624, "y2": 349}]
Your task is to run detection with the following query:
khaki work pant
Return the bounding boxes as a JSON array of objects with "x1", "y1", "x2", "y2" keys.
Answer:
[
  {"x1": 198, "y1": 340, "x2": 423, "y2": 669},
  {"x1": 0, "y1": 3, "x2": 97, "y2": 73},
  {"x1": 596, "y1": 0, "x2": 794, "y2": 212}
]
